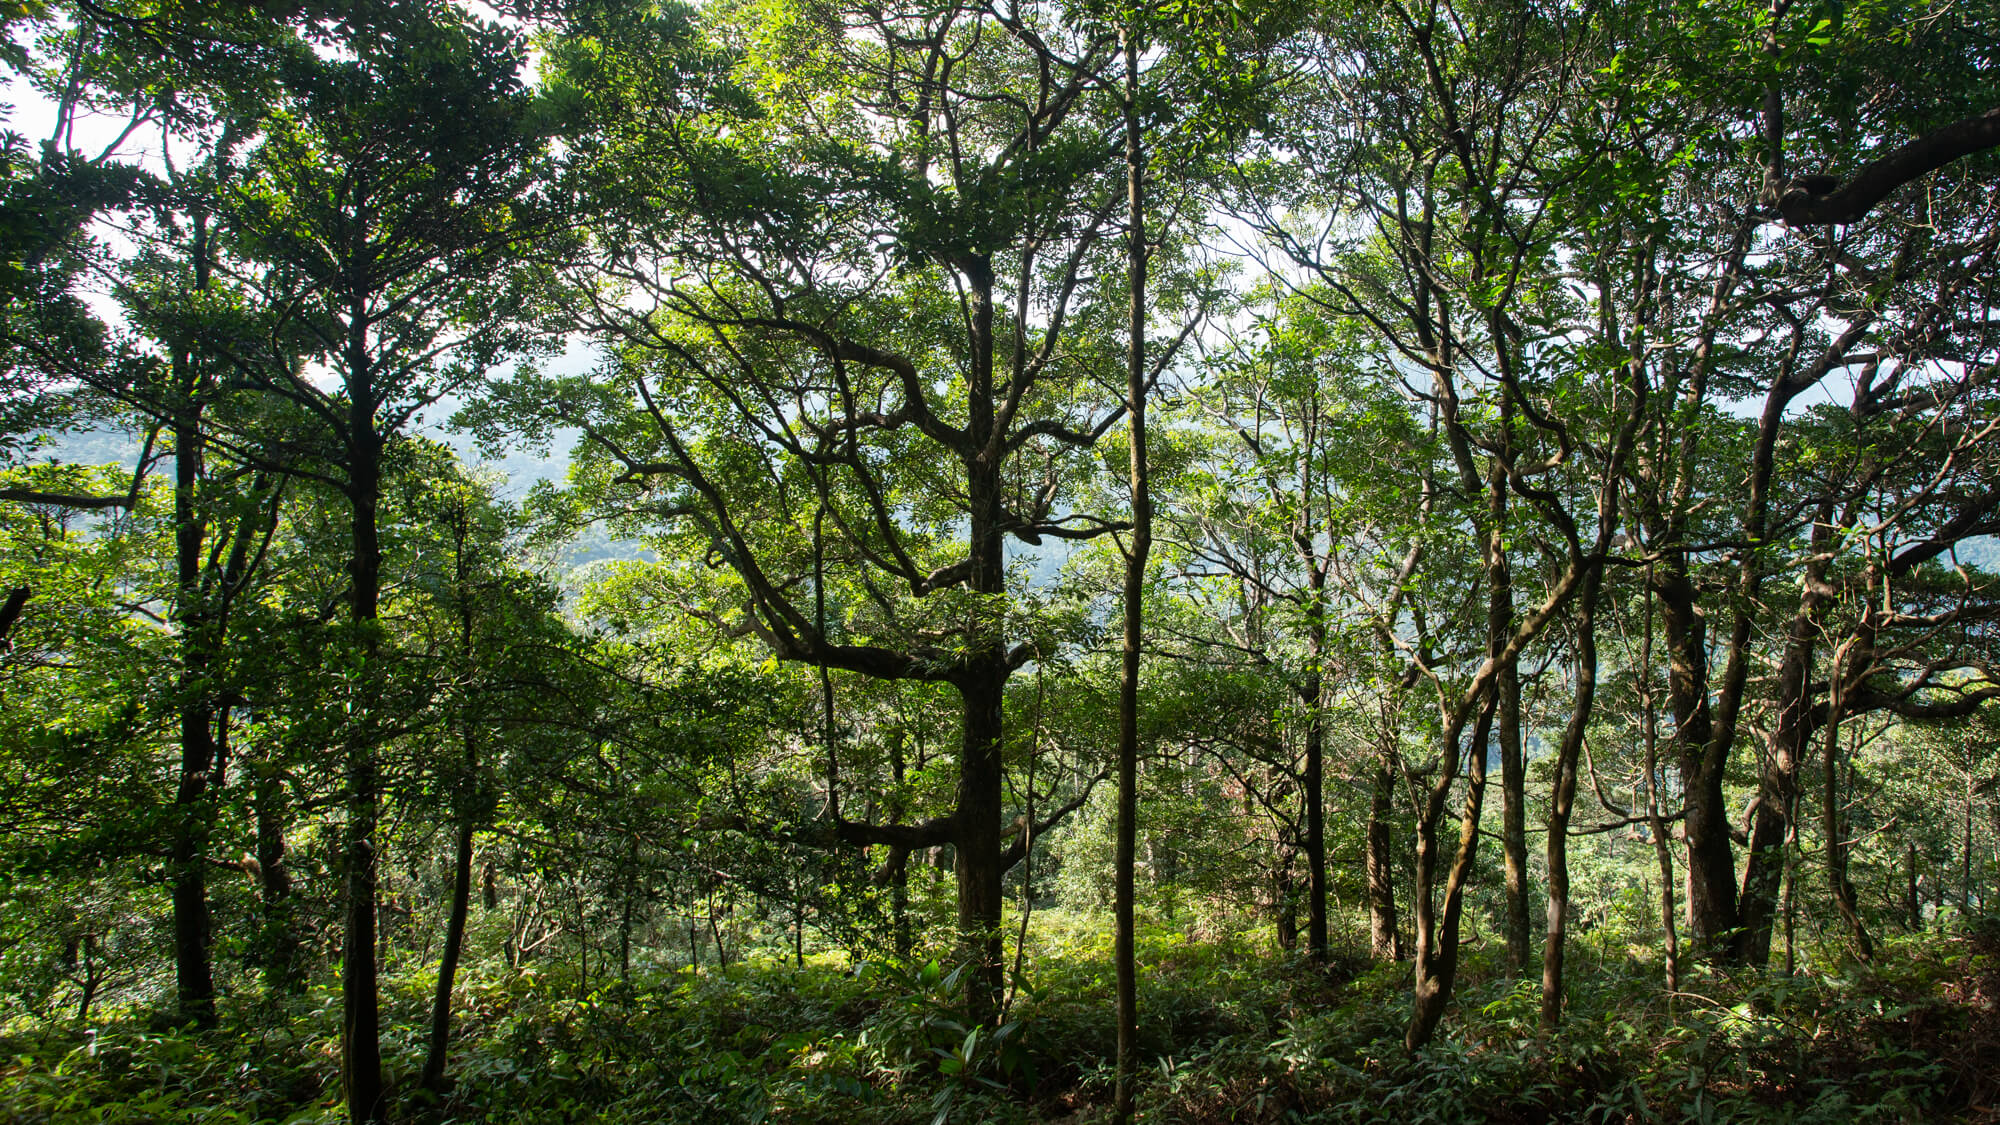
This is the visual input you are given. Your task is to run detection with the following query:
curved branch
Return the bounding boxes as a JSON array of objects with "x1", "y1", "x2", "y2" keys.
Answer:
[{"x1": 1779, "y1": 107, "x2": 2000, "y2": 226}]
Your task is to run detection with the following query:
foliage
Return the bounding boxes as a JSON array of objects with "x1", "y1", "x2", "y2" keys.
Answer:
[{"x1": 3, "y1": 0, "x2": 2000, "y2": 1120}]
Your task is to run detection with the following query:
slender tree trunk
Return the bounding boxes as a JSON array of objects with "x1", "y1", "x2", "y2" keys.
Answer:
[
  {"x1": 1487, "y1": 400, "x2": 1529, "y2": 977},
  {"x1": 1367, "y1": 737, "x2": 1402, "y2": 961},
  {"x1": 425, "y1": 497, "x2": 488, "y2": 1091},
  {"x1": 169, "y1": 212, "x2": 219, "y2": 1030},
  {"x1": 1541, "y1": 567, "x2": 1601, "y2": 1029},
  {"x1": 890, "y1": 736, "x2": 912, "y2": 961},
  {"x1": 421, "y1": 819, "x2": 475, "y2": 1091},
  {"x1": 1113, "y1": 29, "x2": 1147, "y2": 1122},
  {"x1": 1653, "y1": 811, "x2": 1682, "y2": 995},
  {"x1": 170, "y1": 698, "x2": 218, "y2": 1028},
  {"x1": 1302, "y1": 672, "x2": 1328, "y2": 961},
  {"x1": 1274, "y1": 853, "x2": 1299, "y2": 952},
  {"x1": 1738, "y1": 518, "x2": 1836, "y2": 966},
  {"x1": 254, "y1": 755, "x2": 301, "y2": 990},
  {"x1": 171, "y1": 407, "x2": 218, "y2": 1027},
  {"x1": 1407, "y1": 700, "x2": 1493, "y2": 1051},
  {"x1": 340, "y1": 368, "x2": 387, "y2": 1125},
  {"x1": 1782, "y1": 818, "x2": 1796, "y2": 976},
  {"x1": 74, "y1": 934, "x2": 100, "y2": 1023},
  {"x1": 622, "y1": 853, "x2": 637, "y2": 983},
  {"x1": 1964, "y1": 765, "x2": 1976, "y2": 917},
  {"x1": 1906, "y1": 844, "x2": 1922, "y2": 931},
  {"x1": 1302, "y1": 619, "x2": 1329, "y2": 962},
  {"x1": 1498, "y1": 644, "x2": 1529, "y2": 976},
  {"x1": 1821, "y1": 639, "x2": 1873, "y2": 961},
  {"x1": 1639, "y1": 580, "x2": 1681, "y2": 996}
]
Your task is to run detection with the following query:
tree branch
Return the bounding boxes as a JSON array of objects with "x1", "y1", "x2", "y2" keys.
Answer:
[{"x1": 1778, "y1": 106, "x2": 2000, "y2": 226}]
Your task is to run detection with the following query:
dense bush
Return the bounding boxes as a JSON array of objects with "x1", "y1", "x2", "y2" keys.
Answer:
[{"x1": 5, "y1": 911, "x2": 1996, "y2": 1124}]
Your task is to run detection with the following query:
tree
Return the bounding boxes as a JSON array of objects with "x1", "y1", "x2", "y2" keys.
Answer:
[
  {"x1": 1112, "y1": 21, "x2": 1147, "y2": 1120},
  {"x1": 519, "y1": 0, "x2": 1141, "y2": 1020},
  {"x1": 216, "y1": 6, "x2": 560, "y2": 1116}
]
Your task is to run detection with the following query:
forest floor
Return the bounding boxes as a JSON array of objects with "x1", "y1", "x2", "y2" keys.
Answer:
[{"x1": 3, "y1": 912, "x2": 1997, "y2": 1124}]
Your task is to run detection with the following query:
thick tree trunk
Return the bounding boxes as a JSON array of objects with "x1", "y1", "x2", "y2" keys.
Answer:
[
  {"x1": 951, "y1": 249, "x2": 1009, "y2": 1025},
  {"x1": 1653, "y1": 562, "x2": 1739, "y2": 954},
  {"x1": 1682, "y1": 758, "x2": 1738, "y2": 954},
  {"x1": 954, "y1": 618, "x2": 1007, "y2": 1019}
]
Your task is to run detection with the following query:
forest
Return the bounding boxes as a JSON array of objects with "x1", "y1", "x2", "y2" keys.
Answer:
[{"x1": 2, "y1": 0, "x2": 1999, "y2": 1121}]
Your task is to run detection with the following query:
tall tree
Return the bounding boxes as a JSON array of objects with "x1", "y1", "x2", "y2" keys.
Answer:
[
  {"x1": 524, "y1": 0, "x2": 1137, "y2": 1020},
  {"x1": 1112, "y1": 21, "x2": 1147, "y2": 1122},
  {"x1": 218, "y1": 6, "x2": 559, "y2": 1116}
]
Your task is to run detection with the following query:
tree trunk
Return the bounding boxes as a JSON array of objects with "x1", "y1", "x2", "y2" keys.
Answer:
[
  {"x1": 1821, "y1": 641, "x2": 1873, "y2": 961},
  {"x1": 1367, "y1": 743, "x2": 1402, "y2": 961},
  {"x1": 1498, "y1": 646, "x2": 1529, "y2": 976},
  {"x1": 170, "y1": 697, "x2": 217, "y2": 1028},
  {"x1": 953, "y1": 248, "x2": 1008, "y2": 1024},
  {"x1": 1654, "y1": 561, "x2": 1739, "y2": 955},
  {"x1": 340, "y1": 377, "x2": 386, "y2": 1125},
  {"x1": 1964, "y1": 765, "x2": 1976, "y2": 916},
  {"x1": 1906, "y1": 844, "x2": 1922, "y2": 931},
  {"x1": 953, "y1": 661, "x2": 1006, "y2": 1022},
  {"x1": 1541, "y1": 567, "x2": 1601, "y2": 1029},
  {"x1": 169, "y1": 218, "x2": 220, "y2": 1028},
  {"x1": 1738, "y1": 517, "x2": 1836, "y2": 966},
  {"x1": 170, "y1": 412, "x2": 219, "y2": 1021},
  {"x1": 1114, "y1": 29, "x2": 1148, "y2": 1122},
  {"x1": 890, "y1": 734, "x2": 912, "y2": 960},
  {"x1": 425, "y1": 488, "x2": 492, "y2": 1091},
  {"x1": 1781, "y1": 820, "x2": 1796, "y2": 976},
  {"x1": 421, "y1": 819, "x2": 475, "y2": 1091},
  {"x1": 1274, "y1": 854, "x2": 1299, "y2": 952},
  {"x1": 1407, "y1": 699, "x2": 1492, "y2": 1051},
  {"x1": 1482, "y1": 400, "x2": 1529, "y2": 975},
  {"x1": 1302, "y1": 665, "x2": 1328, "y2": 962},
  {"x1": 254, "y1": 756, "x2": 301, "y2": 990},
  {"x1": 1638, "y1": 578, "x2": 1681, "y2": 996}
]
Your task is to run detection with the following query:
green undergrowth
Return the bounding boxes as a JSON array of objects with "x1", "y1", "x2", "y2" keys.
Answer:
[{"x1": 3, "y1": 916, "x2": 1995, "y2": 1124}]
